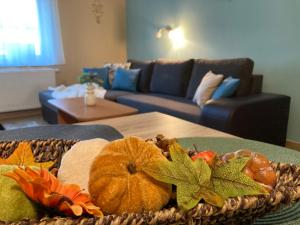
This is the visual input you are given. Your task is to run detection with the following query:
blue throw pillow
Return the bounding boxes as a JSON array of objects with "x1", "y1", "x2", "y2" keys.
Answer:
[
  {"x1": 112, "y1": 68, "x2": 141, "y2": 92},
  {"x1": 82, "y1": 67, "x2": 110, "y2": 89},
  {"x1": 212, "y1": 76, "x2": 240, "y2": 100}
]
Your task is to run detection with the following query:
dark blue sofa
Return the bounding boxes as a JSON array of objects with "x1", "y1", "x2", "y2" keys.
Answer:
[{"x1": 39, "y1": 58, "x2": 290, "y2": 146}]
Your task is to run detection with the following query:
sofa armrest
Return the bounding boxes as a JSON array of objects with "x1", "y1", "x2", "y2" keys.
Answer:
[{"x1": 199, "y1": 93, "x2": 290, "y2": 146}]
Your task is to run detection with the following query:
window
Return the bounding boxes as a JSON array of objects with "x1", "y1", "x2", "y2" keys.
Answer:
[{"x1": 0, "y1": 0, "x2": 64, "y2": 67}]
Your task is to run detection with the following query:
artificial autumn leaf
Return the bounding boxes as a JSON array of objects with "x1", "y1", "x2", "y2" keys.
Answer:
[
  {"x1": 0, "y1": 142, "x2": 54, "y2": 169},
  {"x1": 4, "y1": 167, "x2": 103, "y2": 217},
  {"x1": 211, "y1": 157, "x2": 269, "y2": 199},
  {"x1": 144, "y1": 142, "x2": 224, "y2": 211}
]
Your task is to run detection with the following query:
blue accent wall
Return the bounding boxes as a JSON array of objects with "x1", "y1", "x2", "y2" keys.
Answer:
[{"x1": 126, "y1": 0, "x2": 300, "y2": 142}]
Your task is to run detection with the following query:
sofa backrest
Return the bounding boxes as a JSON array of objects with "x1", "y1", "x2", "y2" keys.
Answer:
[
  {"x1": 185, "y1": 58, "x2": 254, "y2": 99},
  {"x1": 249, "y1": 74, "x2": 263, "y2": 95},
  {"x1": 129, "y1": 58, "x2": 258, "y2": 98},
  {"x1": 129, "y1": 59, "x2": 154, "y2": 93},
  {"x1": 149, "y1": 59, "x2": 194, "y2": 97}
]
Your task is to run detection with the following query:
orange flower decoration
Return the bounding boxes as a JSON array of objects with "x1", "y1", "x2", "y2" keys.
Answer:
[{"x1": 4, "y1": 167, "x2": 103, "y2": 217}]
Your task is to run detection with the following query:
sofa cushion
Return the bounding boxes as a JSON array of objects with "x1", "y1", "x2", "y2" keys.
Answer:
[
  {"x1": 104, "y1": 90, "x2": 134, "y2": 101},
  {"x1": 104, "y1": 63, "x2": 131, "y2": 86},
  {"x1": 186, "y1": 58, "x2": 254, "y2": 99},
  {"x1": 117, "y1": 94, "x2": 201, "y2": 123},
  {"x1": 111, "y1": 68, "x2": 141, "y2": 92},
  {"x1": 249, "y1": 74, "x2": 263, "y2": 95},
  {"x1": 150, "y1": 59, "x2": 194, "y2": 97},
  {"x1": 212, "y1": 76, "x2": 240, "y2": 100},
  {"x1": 193, "y1": 71, "x2": 224, "y2": 106},
  {"x1": 129, "y1": 60, "x2": 154, "y2": 93}
]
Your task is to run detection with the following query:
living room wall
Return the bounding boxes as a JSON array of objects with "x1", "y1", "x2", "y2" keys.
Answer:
[
  {"x1": 57, "y1": 0, "x2": 127, "y2": 85},
  {"x1": 126, "y1": 0, "x2": 300, "y2": 143}
]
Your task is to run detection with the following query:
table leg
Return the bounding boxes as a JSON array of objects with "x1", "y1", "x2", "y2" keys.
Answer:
[{"x1": 57, "y1": 110, "x2": 78, "y2": 124}]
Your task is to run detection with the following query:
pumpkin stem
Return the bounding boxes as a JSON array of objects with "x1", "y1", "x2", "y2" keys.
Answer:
[{"x1": 127, "y1": 163, "x2": 137, "y2": 174}]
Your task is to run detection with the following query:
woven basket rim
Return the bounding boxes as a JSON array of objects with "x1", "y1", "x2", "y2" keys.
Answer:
[{"x1": 0, "y1": 139, "x2": 299, "y2": 225}]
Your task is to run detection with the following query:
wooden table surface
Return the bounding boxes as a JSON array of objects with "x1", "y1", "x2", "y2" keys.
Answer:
[
  {"x1": 48, "y1": 98, "x2": 138, "y2": 123},
  {"x1": 79, "y1": 112, "x2": 235, "y2": 139}
]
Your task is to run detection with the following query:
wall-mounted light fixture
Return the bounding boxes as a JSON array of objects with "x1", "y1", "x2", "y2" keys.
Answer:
[
  {"x1": 156, "y1": 26, "x2": 172, "y2": 39},
  {"x1": 156, "y1": 26, "x2": 186, "y2": 49}
]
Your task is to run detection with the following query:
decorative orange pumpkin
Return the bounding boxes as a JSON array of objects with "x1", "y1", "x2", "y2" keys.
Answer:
[{"x1": 88, "y1": 136, "x2": 172, "y2": 215}]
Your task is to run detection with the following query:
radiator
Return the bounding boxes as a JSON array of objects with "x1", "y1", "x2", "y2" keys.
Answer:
[{"x1": 0, "y1": 68, "x2": 56, "y2": 113}]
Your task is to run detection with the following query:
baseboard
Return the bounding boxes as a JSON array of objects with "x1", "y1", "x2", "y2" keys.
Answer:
[
  {"x1": 286, "y1": 140, "x2": 300, "y2": 151},
  {"x1": 0, "y1": 108, "x2": 41, "y2": 120}
]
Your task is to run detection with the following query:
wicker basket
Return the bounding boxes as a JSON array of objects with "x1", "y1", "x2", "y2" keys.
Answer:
[{"x1": 0, "y1": 139, "x2": 299, "y2": 225}]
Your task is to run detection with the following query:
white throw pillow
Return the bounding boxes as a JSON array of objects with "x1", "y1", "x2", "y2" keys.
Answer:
[
  {"x1": 104, "y1": 63, "x2": 131, "y2": 86},
  {"x1": 193, "y1": 71, "x2": 224, "y2": 107}
]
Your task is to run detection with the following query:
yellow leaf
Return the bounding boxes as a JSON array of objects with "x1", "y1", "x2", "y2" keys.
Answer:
[{"x1": 0, "y1": 142, "x2": 54, "y2": 169}]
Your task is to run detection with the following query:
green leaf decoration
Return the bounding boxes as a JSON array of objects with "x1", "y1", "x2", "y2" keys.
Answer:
[
  {"x1": 79, "y1": 73, "x2": 104, "y2": 86},
  {"x1": 211, "y1": 157, "x2": 268, "y2": 198},
  {"x1": 144, "y1": 143, "x2": 224, "y2": 210}
]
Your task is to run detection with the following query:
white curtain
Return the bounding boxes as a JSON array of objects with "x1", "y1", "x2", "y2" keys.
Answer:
[{"x1": 0, "y1": 0, "x2": 65, "y2": 67}]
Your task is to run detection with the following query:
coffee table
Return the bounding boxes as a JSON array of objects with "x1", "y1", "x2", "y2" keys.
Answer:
[
  {"x1": 79, "y1": 112, "x2": 235, "y2": 139},
  {"x1": 48, "y1": 98, "x2": 138, "y2": 124}
]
